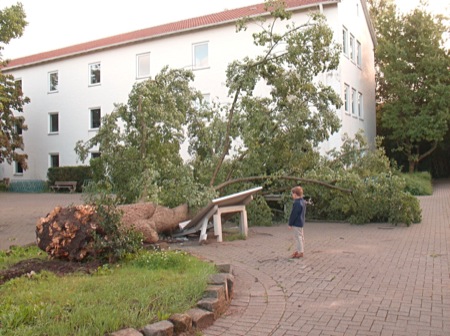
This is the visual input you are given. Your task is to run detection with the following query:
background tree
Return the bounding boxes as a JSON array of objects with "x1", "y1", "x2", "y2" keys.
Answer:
[
  {"x1": 370, "y1": 0, "x2": 450, "y2": 173},
  {"x1": 0, "y1": 3, "x2": 29, "y2": 169}
]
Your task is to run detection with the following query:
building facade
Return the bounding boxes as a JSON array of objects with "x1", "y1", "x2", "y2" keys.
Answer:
[{"x1": 1, "y1": 0, "x2": 376, "y2": 182}]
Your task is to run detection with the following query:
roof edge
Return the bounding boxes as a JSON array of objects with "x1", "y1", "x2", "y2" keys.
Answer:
[
  {"x1": 361, "y1": 0, "x2": 377, "y2": 47},
  {"x1": 4, "y1": 0, "x2": 342, "y2": 71}
]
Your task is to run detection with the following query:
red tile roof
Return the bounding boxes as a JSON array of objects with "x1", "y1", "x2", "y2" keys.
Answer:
[{"x1": 5, "y1": 0, "x2": 337, "y2": 70}]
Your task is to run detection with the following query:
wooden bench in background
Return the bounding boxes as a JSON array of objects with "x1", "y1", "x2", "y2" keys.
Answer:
[
  {"x1": 0, "y1": 178, "x2": 10, "y2": 191},
  {"x1": 50, "y1": 181, "x2": 77, "y2": 193}
]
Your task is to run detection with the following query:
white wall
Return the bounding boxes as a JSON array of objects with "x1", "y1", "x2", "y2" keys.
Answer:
[{"x1": 1, "y1": 1, "x2": 376, "y2": 181}]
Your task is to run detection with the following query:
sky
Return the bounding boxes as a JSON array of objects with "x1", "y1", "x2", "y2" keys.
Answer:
[{"x1": 1, "y1": 0, "x2": 449, "y2": 60}]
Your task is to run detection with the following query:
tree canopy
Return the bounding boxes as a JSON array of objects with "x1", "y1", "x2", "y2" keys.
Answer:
[
  {"x1": 369, "y1": 0, "x2": 450, "y2": 173},
  {"x1": 75, "y1": 66, "x2": 212, "y2": 207},
  {"x1": 76, "y1": 0, "x2": 421, "y2": 225},
  {"x1": 0, "y1": 3, "x2": 29, "y2": 169},
  {"x1": 77, "y1": 1, "x2": 342, "y2": 203}
]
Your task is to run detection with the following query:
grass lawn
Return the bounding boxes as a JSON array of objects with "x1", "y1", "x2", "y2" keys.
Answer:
[{"x1": 0, "y1": 246, "x2": 216, "y2": 336}]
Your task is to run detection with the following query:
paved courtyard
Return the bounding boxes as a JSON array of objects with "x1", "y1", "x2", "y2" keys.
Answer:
[
  {"x1": 0, "y1": 192, "x2": 84, "y2": 250},
  {"x1": 179, "y1": 180, "x2": 450, "y2": 336},
  {"x1": 0, "y1": 180, "x2": 449, "y2": 335}
]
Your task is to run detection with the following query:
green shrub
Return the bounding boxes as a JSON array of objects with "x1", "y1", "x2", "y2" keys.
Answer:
[
  {"x1": 47, "y1": 166, "x2": 93, "y2": 192},
  {"x1": 83, "y1": 187, "x2": 143, "y2": 263},
  {"x1": 344, "y1": 173, "x2": 421, "y2": 225},
  {"x1": 401, "y1": 171, "x2": 433, "y2": 195},
  {"x1": 295, "y1": 134, "x2": 422, "y2": 226},
  {"x1": 247, "y1": 195, "x2": 273, "y2": 227}
]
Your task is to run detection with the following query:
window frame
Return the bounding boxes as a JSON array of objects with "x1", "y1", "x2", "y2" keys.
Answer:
[
  {"x1": 49, "y1": 153, "x2": 60, "y2": 168},
  {"x1": 192, "y1": 42, "x2": 209, "y2": 70},
  {"x1": 342, "y1": 27, "x2": 348, "y2": 56},
  {"x1": 357, "y1": 92, "x2": 363, "y2": 119},
  {"x1": 48, "y1": 70, "x2": 59, "y2": 92},
  {"x1": 49, "y1": 112, "x2": 59, "y2": 134},
  {"x1": 202, "y1": 93, "x2": 211, "y2": 105},
  {"x1": 344, "y1": 84, "x2": 350, "y2": 114},
  {"x1": 89, "y1": 62, "x2": 101, "y2": 86},
  {"x1": 195, "y1": 93, "x2": 211, "y2": 110},
  {"x1": 89, "y1": 107, "x2": 101, "y2": 130},
  {"x1": 136, "y1": 52, "x2": 151, "y2": 79},
  {"x1": 351, "y1": 88, "x2": 357, "y2": 117},
  {"x1": 356, "y1": 40, "x2": 362, "y2": 67},
  {"x1": 349, "y1": 34, "x2": 355, "y2": 62}
]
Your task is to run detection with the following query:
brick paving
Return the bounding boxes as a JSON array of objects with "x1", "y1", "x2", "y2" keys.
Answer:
[
  {"x1": 0, "y1": 180, "x2": 449, "y2": 335},
  {"x1": 179, "y1": 180, "x2": 450, "y2": 336}
]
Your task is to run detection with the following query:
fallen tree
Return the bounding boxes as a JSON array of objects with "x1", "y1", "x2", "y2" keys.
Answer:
[{"x1": 36, "y1": 202, "x2": 190, "y2": 261}]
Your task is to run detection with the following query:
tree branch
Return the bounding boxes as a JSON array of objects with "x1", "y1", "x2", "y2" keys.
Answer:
[
  {"x1": 418, "y1": 141, "x2": 438, "y2": 162},
  {"x1": 209, "y1": 86, "x2": 241, "y2": 187},
  {"x1": 214, "y1": 175, "x2": 352, "y2": 194},
  {"x1": 208, "y1": 16, "x2": 318, "y2": 187},
  {"x1": 225, "y1": 150, "x2": 248, "y2": 181}
]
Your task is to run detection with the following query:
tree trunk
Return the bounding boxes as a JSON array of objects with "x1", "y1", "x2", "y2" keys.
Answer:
[
  {"x1": 409, "y1": 161, "x2": 416, "y2": 173},
  {"x1": 119, "y1": 202, "x2": 190, "y2": 241},
  {"x1": 36, "y1": 202, "x2": 190, "y2": 261}
]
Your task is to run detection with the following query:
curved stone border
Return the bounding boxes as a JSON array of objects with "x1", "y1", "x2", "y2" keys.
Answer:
[{"x1": 110, "y1": 264, "x2": 234, "y2": 336}]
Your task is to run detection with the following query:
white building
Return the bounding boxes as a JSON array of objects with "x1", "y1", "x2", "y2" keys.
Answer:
[{"x1": 1, "y1": 0, "x2": 376, "y2": 185}]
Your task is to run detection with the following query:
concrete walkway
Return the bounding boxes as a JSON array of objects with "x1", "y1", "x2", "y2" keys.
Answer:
[{"x1": 0, "y1": 181, "x2": 449, "y2": 335}]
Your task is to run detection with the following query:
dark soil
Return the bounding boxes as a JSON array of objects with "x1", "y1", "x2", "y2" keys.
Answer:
[{"x1": 0, "y1": 258, "x2": 104, "y2": 286}]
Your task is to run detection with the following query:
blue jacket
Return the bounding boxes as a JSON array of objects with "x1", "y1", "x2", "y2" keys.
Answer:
[{"x1": 288, "y1": 198, "x2": 306, "y2": 228}]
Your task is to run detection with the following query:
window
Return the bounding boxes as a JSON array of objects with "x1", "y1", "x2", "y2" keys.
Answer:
[
  {"x1": 344, "y1": 84, "x2": 350, "y2": 114},
  {"x1": 358, "y1": 92, "x2": 363, "y2": 119},
  {"x1": 91, "y1": 152, "x2": 101, "y2": 159},
  {"x1": 349, "y1": 34, "x2": 355, "y2": 61},
  {"x1": 195, "y1": 93, "x2": 211, "y2": 110},
  {"x1": 49, "y1": 113, "x2": 59, "y2": 133},
  {"x1": 193, "y1": 42, "x2": 209, "y2": 69},
  {"x1": 15, "y1": 161, "x2": 23, "y2": 174},
  {"x1": 89, "y1": 62, "x2": 101, "y2": 85},
  {"x1": 357, "y1": 41, "x2": 362, "y2": 67},
  {"x1": 15, "y1": 124, "x2": 23, "y2": 135},
  {"x1": 137, "y1": 53, "x2": 150, "y2": 78},
  {"x1": 50, "y1": 154, "x2": 59, "y2": 168},
  {"x1": 352, "y1": 89, "x2": 357, "y2": 116},
  {"x1": 202, "y1": 93, "x2": 211, "y2": 105},
  {"x1": 48, "y1": 71, "x2": 58, "y2": 92},
  {"x1": 90, "y1": 108, "x2": 101, "y2": 129},
  {"x1": 15, "y1": 78, "x2": 23, "y2": 95},
  {"x1": 342, "y1": 27, "x2": 348, "y2": 56}
]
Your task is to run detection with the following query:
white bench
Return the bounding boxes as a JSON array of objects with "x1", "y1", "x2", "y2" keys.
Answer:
[
  {"x1": 174, "y1": 186, "x2": 262, "y2": 243},
  {"x1": 50, "y1": 181, "x2": 77, "y2": 193}
]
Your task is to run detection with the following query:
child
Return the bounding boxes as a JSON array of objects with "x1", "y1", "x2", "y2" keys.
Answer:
[{"x1": 288, "y1": 186, "x2": 306, "y2": 258}]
